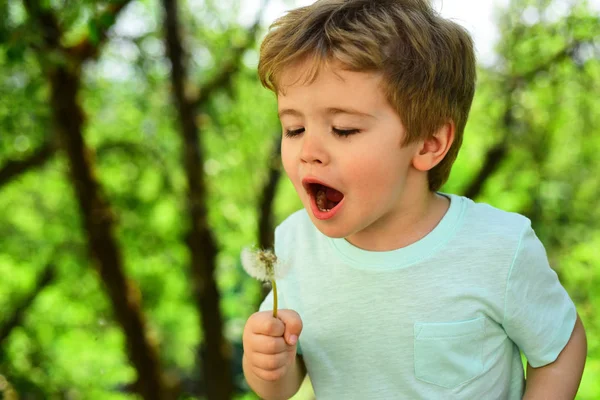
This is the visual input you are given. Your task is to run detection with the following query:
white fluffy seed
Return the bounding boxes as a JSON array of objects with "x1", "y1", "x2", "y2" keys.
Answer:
[{"x1": 241, "y1": 248, "x2": 289, "y2": 282}]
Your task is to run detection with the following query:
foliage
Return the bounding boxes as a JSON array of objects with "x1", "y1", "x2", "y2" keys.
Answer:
[{"x1": 0, "y1": 0, "x2": 598, "y2": 398}]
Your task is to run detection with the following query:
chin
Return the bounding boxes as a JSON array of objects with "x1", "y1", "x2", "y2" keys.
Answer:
[{"x1": 307, "y1": 215, "x2": 350, "y2": 239}]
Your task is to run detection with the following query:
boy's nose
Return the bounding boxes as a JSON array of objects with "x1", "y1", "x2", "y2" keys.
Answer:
[{"x1": 299, "y1": 132, "x2": 330, "y2": 165}]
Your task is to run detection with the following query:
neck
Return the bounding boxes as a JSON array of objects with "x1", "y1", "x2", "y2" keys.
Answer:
[{"x1": 346, "y1": 189, "x2": 450, "y2": 252}]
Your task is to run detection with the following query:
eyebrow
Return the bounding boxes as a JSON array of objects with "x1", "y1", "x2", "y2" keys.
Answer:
[{"x1": 278, "y1": 107, "x2": 376, "y2": 119}]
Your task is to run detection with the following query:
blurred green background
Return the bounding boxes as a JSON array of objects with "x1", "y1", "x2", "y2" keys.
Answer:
[{"x1": 0, "y1": 0, "x2": 599, "y2": 398}]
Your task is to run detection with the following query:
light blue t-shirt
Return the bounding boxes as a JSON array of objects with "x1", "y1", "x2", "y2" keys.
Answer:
[{"x1": 260, "y1": 194, "x2": 576, "y2": 399}]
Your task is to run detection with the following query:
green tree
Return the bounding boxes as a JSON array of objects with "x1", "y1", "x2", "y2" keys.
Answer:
[{"x1": 0, "y1": 0, "x2": 598, "y2": 399}]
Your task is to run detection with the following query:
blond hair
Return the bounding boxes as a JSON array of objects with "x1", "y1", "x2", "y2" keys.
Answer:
[{"x1": 258, "y1": 0, "x2": 476, "y2": 191}]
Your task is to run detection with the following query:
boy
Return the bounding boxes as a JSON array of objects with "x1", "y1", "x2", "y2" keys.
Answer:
[{"x1": 242, "y1": 0, "x2": 587, "y2": 399}]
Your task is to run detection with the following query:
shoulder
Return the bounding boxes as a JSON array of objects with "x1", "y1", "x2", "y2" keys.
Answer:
[
  {"x1": 450, "y1": 194, "x2": 533, "y2": 259},
  {"x1": 274, "y1": 209, "x2": 319, "y2": 258},
  {"x1": 275, "y1": 208, "x2": 313, "y2": 238},
  {"x1": 457, "y1": 194, "x2": 531, "y2": 237}
]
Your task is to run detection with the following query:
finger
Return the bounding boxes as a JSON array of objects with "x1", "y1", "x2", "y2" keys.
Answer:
[
  {"x1": 250, "y1": 312, "x2": 285, "y2": 337},
  {"x1": 250, "y1": 351, "x2": 290, "y2": 371},
  {"x1": 251, "y1": 364, "x2": 287, "y2": 382},
  {"x1": 252, "y1": 311, "x2": 285, "y2": 337},
  {"x1": 277, "y1": 309, "x2": 303, "y2": 345},
  {"x1": 248, "y1": 334, "x2": 288, "y2": 355}
]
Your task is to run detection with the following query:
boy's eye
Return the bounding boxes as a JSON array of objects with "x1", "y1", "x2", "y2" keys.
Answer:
[
  {"x1": 285, "y1": 128, "x2": 305, "y2": 137},
  {"x1": 333, "y1": 128, "x2": 360, "y2": 137},
  {"x1": 284, "y1": 127, "x2": 360, "y2": 138}
]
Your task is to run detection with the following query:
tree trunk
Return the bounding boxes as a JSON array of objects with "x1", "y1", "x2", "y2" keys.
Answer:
[
  {"x1": 47, "y1": 65, "x2": 168, "y2": 399},
  {"x1": 162, "y1": 0, "x2": 233, "y2": 398}
]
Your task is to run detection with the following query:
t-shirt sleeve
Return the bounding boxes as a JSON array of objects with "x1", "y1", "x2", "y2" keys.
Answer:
[{"x1": 502, "y1": 221, "x2": 577, "y2": 368}]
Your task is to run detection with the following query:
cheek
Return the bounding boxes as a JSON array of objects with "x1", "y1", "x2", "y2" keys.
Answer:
[
  {"x1": 280, "y1": 143, "x2": 295, "y2": 175},
  {"x1": 281, "y1": 148, "x2": 304, "y2": 194},
  {"x1": 345, "y1": 152, "x2": 404, "y2": 195}
]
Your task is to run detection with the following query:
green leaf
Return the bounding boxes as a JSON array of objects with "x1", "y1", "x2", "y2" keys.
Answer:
[{"x1": 87, "y1": 20, "x2": 100, "y2": 45}]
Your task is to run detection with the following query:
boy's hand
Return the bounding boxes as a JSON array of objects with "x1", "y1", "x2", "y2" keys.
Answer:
[{"x1": 243, "y1": 309, "x2": 303, "y2": 382}]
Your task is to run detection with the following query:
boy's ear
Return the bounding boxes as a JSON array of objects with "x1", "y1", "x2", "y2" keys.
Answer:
[{"x1": 412, "y1": 121, "x2": 455, "y2": 172}]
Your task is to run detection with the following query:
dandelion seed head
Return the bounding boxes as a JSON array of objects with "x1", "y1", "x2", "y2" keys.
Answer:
[{"x1": 241, "y1": 247, "x2": 289, "y2": 281}]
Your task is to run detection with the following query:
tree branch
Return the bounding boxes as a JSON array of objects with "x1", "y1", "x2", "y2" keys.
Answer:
[
  {"x1": 67, "y1": 1, "x2": 134, "y2": 62},
  {"x1": 256, "y1": 135, "x2": 282, "y2": 308},
  {"x1": 0, "y1": 138, "x2": 173, "y2": 192},
  {"x1": 22, "y1": 0, "x2": 132, "y2": 64},
  {"x1": 0, "y1": 264, "x2": 55, "y2": 348},
  {"x1": 510, "y1": 41, "x2": 581, "y2": 86},
  {"x1": 0, "y1": 142, "x2": 56, "y2": 189},
  {"x1": 462, "y1": 142, "x2": 507, "y2": 200},
  {"x1": 192, "y1": 0, "x2": 271, "y2": 109},
  {"x1": 462, "y1": 41, "x2": 584, "y2": 199},
  {"x1": 258, "y1": 135, "x2": 282, "y2": 250},
  {"x1": 95, "y1": 140, "x2": 176, "y2": 194},
  {"x1": 460, "y1": 91, "x2": 514, "y2": 200},
  {"x1": 21, "y1": 0, "x2": 62, "y2": 49}
]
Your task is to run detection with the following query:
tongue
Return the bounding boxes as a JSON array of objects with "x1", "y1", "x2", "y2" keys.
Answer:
[
  {"x1": 316, "y1": 187, "x2": 344, "y2": 211},
  {"x1": 326, "y1": 187, "x2": 344, "y2": 202}
]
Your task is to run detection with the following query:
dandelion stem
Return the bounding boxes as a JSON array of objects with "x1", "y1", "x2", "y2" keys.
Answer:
[{"x1": 271, "y1": 279, "x2": 278, "y2": 318}]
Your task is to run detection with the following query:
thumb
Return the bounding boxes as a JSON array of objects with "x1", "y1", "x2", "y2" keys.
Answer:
[{"x1": 277, "y1": 309, "x2": 303, "y2": 346}]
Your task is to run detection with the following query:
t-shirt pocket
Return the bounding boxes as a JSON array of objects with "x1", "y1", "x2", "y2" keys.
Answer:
[{"x1": 414, "y1": 317, "x2": 485, "y2": 389}]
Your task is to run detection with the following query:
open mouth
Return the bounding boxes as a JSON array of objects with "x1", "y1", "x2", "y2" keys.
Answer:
[{"x1": 303, "y1": 181, "x2": 345, "y2": 214}]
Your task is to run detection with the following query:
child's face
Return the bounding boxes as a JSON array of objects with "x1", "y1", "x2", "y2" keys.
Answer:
[{"x1": 278, "y1": 60, "x2": 425, "y2": 246}]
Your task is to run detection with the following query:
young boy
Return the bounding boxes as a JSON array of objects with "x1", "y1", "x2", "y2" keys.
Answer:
[{"x1": 242, "y1": 0, "x2": 587, "y2": 399}]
